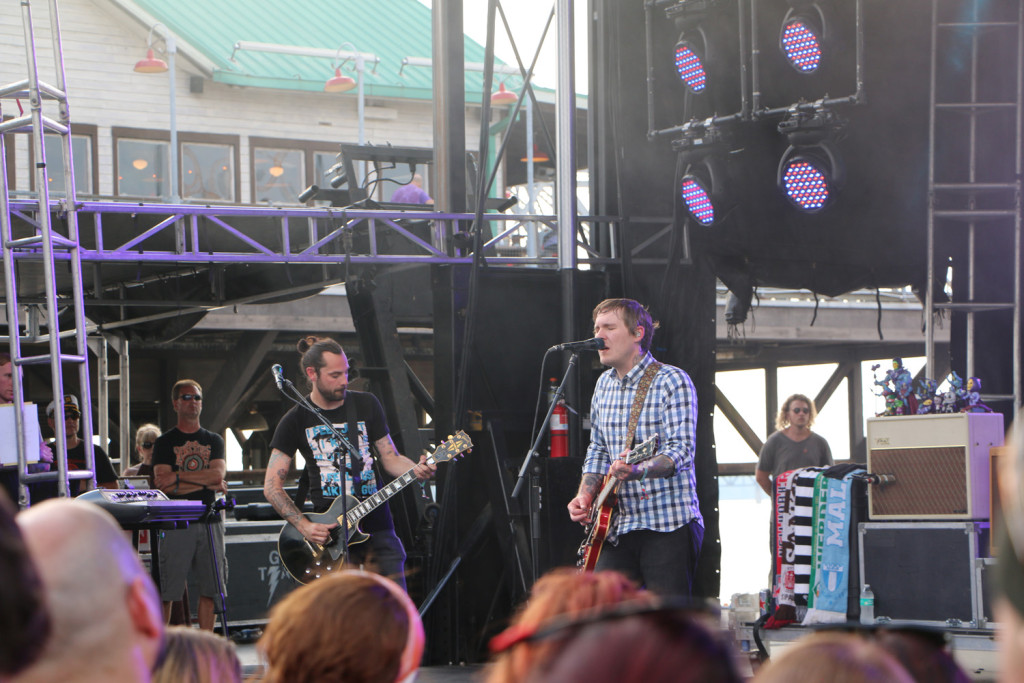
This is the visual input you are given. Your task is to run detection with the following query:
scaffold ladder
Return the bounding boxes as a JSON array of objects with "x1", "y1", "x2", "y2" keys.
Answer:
[
  {"x1": 0, "y1": 0, "x2": 98, "y2": 506},
  {"x1": 926, "y1": 0, "x2": 1023, "y2": 416}
]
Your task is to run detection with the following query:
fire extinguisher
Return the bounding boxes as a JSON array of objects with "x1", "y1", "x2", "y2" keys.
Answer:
[{"x1": 548, "y1": 378, "x2": 568, "y2": 458}]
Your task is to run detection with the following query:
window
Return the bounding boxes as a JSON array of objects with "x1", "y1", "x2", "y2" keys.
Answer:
[
  {"x1": 116, "y1": 138, "x2": 170, "y2": 199},
  {"x1": 253, "y1": 147, "x2": 304, "y2": 204},
  {"x1": 113, "y1": 127, "x2": 239, "y2": 202},
  {"x1": 250, "y1": 138, "x2": 341, "y2": 206},
  {"x1": 43, "y1": 133, "x2": 95, "y2": 196},
  {"x1": 182, "y1": 141, "x2": 235, "y2": 201}
]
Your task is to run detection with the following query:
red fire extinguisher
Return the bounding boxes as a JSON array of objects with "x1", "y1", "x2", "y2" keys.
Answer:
[{"x1": 548, "y1": 378, "x2": 568, "y2": 458}]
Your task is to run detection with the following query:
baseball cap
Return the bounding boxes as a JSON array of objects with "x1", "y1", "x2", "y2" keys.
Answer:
[{"x1": 46, "y1": 394, "x2": 80, "y2": 418}]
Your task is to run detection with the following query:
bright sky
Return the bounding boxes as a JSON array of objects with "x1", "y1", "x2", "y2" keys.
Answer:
[{"x1": 416, "y1": 0, "x2": 590, "y2": 93}]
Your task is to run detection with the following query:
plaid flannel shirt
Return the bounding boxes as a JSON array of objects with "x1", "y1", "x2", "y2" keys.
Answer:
[{"x1": 582, "y1": 352, "x2": 703, "y2": 536}]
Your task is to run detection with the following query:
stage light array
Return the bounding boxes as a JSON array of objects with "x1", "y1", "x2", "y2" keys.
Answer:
[
  {"x1": 779, "y1": 155, "x2": 830, "y2": 211},
  {"x1": 680, "y1": 174, "x2": 715, "y2": 225},
  {"x1": 780, "y1": 14, "x2": 823, "y2": 73},
  {"x1": 674, "y1": 34, "x2": 708, "y2": 93}
]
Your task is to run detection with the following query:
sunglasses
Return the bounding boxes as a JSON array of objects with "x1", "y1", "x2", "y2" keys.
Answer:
[
  {"x1": 488, "y1": 597, "x2": 719, "y2": 654},
  {"x1": 177, "y1": 393, "x2": 202, "y2": 401},
  {"x1": 791, "y1": 407, "x2": 810, "y2": 414},
  {"x1": 140, "y1": 442, "x2": 155, "y2": 449}
]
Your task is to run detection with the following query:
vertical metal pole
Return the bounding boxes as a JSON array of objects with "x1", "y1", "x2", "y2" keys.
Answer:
[
  {"x1": 526, "y1": 93, "x2": 537, "y2": 258},
  {"x1": 925, "y1": 0, "x2": 938, "y2": 381},
  {"x1": 356, "y1": 54, "x2": 366, "y2": 185},
  {"x1": 965, "y1": 2, "x2": 980, "y2": 381},
  {"x1": 1015, "y1": 0, "x2": 1023, "y2": 416},
  {"x1": 119, "y1": 336, "x2": 131, "y2": 470},
  {"x1": 432, "y1": 0, "x2": 467, "y2": 222},
  {"x1": 556, "y1": 0, "x2": 578, "y2": 344},
  {"x1": 167, "y1": 35, "x2": 179, "y2": 202}
]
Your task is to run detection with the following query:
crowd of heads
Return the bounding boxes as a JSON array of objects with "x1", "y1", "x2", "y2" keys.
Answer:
[{"x1": 0, "y1": 486, "x2": 993, "y2": 683}]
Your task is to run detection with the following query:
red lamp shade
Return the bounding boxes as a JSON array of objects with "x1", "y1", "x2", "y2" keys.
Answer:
[
  {"x1": 324, "y1": 67, "x2": 356, "y2": 93},
  {"x1": 491, "y1": 82, "x2": 518, "y2": 105},
  {"x1": 134, "y1": 48, "x2": 168, "y2": 74}
]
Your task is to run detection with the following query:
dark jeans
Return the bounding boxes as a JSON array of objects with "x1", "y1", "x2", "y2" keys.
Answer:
[
  {"x1": 350, "y1": 527, "x2": 408, "y2": 591},
  {"x1": 595, "y1": 520, "x2": 704, "y2": 598}
]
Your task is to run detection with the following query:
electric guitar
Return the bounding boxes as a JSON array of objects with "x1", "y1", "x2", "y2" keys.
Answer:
[
  {"x1": 577, "y1": 434, "x2": 660, "y2": 571},
  {"x1": 278, "y1": 430, "x2": 472, "y2": 584}
]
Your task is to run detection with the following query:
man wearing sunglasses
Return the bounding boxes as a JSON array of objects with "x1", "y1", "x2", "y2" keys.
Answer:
[
  {"x1": 755, "y1": 394, "x2": 833, "y2": 496},
  {"x1": 45, "y1": 393, "x2": 118, "y2": 495},
  {"x1": 152, "y1": 379, "x2": 227, "y2": 631}
]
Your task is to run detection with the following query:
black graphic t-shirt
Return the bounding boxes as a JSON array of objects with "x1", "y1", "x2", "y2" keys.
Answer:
[
  {"x1": 152, "y1": 426, "x2": 225, "y2": 506},
  {"x1": 269, "y1": 391, "x2": 393, "y2": 533}
]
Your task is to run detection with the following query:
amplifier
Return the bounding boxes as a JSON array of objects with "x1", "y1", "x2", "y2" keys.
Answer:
[
  {"x1": 866, "y1": 413, "x2": 1004, "y2": 520},
  {"x1": 859, "y1": 521, "x2": 987, "y2": 627},
  {"x1": 186, "y1": 521, "x2": 300, "y2": 627}
]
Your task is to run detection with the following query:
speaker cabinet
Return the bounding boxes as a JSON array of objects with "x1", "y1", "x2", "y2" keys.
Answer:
[
  {"x1": 859, "y1": 521, "x2": 987, "y2": 627},
  {"x1": 866, "y1": 413, "x2": 1004, "y2": 520},
  {"x1": 187, "y1": 521, "x2": 301, "y2": 627}
]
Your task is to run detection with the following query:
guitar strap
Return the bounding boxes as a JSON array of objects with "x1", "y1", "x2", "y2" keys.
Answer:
[
  {"x1": 623, "y1": 362, "x2": 662, "y2": 451},
  {"x1": 346, "y1": 398, "x2": 364, "y2": 495}
]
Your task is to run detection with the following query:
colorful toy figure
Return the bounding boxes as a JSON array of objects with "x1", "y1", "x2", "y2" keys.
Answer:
[
  {"x1": 939, "y1": 371, "x2": 967, "y2": 413},
  {"x1": 873, "y1": 358, "x2": 917, "y2": 415},
  {"x1": 962, "y1": 376, "x2": 992, "y2": 413},
  {"x1": 915, "y1": 378, "x2": 939, "y2": 414}
]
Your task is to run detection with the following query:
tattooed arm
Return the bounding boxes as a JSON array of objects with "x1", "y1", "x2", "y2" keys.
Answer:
[
  {"x1": 264, "y1": 448, "x2": 336, "y2": 544},
  {"x1": 567, "y1": 473, "x2": 603, "y2": 524}
]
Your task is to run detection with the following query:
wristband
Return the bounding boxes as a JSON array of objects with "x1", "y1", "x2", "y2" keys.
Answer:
[{"x1": 639, "y1": 466, "x2": 647, "y2": 481}]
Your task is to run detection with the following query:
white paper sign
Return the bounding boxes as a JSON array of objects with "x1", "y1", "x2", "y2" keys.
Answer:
[{"x1": 0, "y1": 403, "x2": 42, "y2": 466}]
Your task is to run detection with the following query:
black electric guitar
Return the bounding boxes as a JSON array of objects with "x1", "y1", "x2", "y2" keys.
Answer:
[
  {"x1": 278, "y1": 430, "x2": 472, "y2": 583},
  {"x1": 577, "y1": 434, "x2": 660, "y2": 571}
]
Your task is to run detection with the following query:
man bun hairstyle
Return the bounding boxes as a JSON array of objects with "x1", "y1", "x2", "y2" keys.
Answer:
[{"x1": 297, "y1": 336, "x2": 344, "y2": 375}]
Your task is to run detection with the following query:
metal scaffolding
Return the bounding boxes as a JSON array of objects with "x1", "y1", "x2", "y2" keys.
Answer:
[
  {"x1": 926, "y1": 0, "x2": 1023, "y2": 416},
  {"x1": 0, "y1": 0, "x2": 98, "y2": 505}
]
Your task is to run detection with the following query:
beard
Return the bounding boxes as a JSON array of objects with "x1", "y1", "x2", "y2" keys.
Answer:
[{"x1": 316, "y1": 379, "x2": 347, "y2": 403}]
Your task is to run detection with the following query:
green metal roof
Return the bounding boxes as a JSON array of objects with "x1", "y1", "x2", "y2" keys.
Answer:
[{"x1": 123, "y1": 0, "x2": 525, "y2": 101}]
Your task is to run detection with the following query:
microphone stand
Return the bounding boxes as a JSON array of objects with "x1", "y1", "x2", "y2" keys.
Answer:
[
  {"x1": 275, "y1": 376, "x2": 361, "y2": 567},
  {"x1": 512, "y1": 351, "x2": 579, "y2": 584}
]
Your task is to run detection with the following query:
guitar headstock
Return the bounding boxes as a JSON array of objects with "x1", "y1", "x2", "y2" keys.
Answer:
[
  {"x1": 428, "y1": 430, "x2": 474, "y2": 464},
  {"x1": 625, "y1": 433, "x2": 659, "y2": 465}
]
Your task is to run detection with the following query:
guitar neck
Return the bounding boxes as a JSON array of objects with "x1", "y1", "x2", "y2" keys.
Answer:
[
  {"x1": 344, "y1": 458, "x2": 432, "y2": 525},
  {"x1": 593, "y1": 474, "x2": 622, "y2": 510}
]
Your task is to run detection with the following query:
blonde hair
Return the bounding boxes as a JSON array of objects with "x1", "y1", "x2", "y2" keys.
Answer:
[
  {"x1": 754, "y1": 632, "x2": 914, "y2": 683},
  {"x1": 775, "y1": 394, "x2": 818, "y2": 431},
  {"x1": 135, "y1": 423, "x2": 160, "y2": 448},
  {"x1": 152, "y1": 626, "x2": 241, "y2": 683}
]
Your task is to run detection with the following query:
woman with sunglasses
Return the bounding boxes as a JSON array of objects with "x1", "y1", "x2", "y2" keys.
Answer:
[
  {"x1": 755, "y1": 394, "x2": 833, "y2": 496},
  {"x1": 124, "y1": 423, "x2": 161, "y2": 487}
]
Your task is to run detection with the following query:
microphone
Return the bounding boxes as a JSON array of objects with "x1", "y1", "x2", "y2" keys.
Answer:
[
  {"x1": 271, "y1": 364, "x2": 287, "y2": 391},
  {"x1": 549, "y1": 338, "x2": 606, "y2": 352}
]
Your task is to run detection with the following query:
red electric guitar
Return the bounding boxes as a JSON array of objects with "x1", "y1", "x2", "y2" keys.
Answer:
[{"x1": 576, "y1": 434, "x2": 660, "y2": 571}]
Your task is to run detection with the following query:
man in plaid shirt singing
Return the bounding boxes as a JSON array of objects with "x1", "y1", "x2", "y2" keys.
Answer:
[{"x1": 568, "y1": 298, "x2": 703, "y2": 597}]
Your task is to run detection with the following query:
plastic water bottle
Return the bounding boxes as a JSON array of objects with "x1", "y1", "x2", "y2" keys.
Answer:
[{"x1": 860, "y1": 584, "x2": 875, "y2": 624}]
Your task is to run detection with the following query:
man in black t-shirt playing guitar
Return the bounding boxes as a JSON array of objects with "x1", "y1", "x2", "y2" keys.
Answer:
[{"x1": 264, "y1": 336, "x2": 435, "y2": 589}]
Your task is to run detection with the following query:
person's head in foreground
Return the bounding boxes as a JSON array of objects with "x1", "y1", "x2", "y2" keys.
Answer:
[
  {"x1": 499, "y1": 597, "x2": 742, "y2": 683},
  {"x1": 151, "y1": 625, "x2": 241, "y2": 683},
  {"x1": 13, "y1": 499, "x2": 164, "y2": 683},
  {"x1": 485, "y1": 568, "x2": 656, "y2": 683},
  {"x1": 753, "y1": 631, "x2": 915, "y2": 683},
  {"x1": 257, "y1": 570, "x2": 423, "y2": 683}
]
